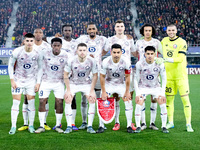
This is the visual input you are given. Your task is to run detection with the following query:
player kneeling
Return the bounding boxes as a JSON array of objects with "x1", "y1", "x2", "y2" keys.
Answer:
[
  {"x1": 96, "y1": 44, "x2": 134, "y2": 133},
  {"x1": 134, "y1": 46, "x2": 169, "y2": 133},
  {"x1": 63, "y1": 43, "x2": 98, "y2": 134}
]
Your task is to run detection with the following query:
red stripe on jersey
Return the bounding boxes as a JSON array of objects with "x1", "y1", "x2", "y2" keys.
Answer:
[{"x1": 125, "y1": 69, "x2": 131, "y2": 74}]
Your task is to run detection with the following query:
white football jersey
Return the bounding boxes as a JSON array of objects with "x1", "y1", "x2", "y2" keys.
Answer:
[
  {"x1": 135, "y1": 38, "x2": 162, "y2": 61},
  {"x1": 41, "y1": 48, "x2": 69, "y2": 83},
  {"x1": 8, "y1": 46, "x2": 42, "y2": 83},
  {"x1": 101, "y1": 56, "x2": 131, "y2": 85},
  {"x1": 34, "y1": 41, "x2": 51, "y2": 51},
  {"x1": 134, "y1": 59, "x2": 166, "y2": 95},
  {"x1": 76, "y1": 35, "x2": 107, "y2": 71},
  {"x1": 47, "y1": 36, "x2": 77, "y2": 56},
  {"x1": 105, "y1": 35, "x2": 136, "y2": 60},
  {"x1": 65, "y1": 55, "x2": 98, "y2": 85}
]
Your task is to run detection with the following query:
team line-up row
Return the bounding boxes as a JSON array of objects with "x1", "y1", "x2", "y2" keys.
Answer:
[{"x1": 8, "y1": 20, "x2": 194, "y2": 135}]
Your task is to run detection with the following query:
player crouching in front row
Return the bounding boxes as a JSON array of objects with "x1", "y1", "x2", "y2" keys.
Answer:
[
  {"x1": 134, "y1": 46, "x2": 169, "y2": 133},
  {"x1": 96, "y1": 44, "x2": 134, "y2": 133},
  {"x1": 64, "y1": 43, "x2": 98, "y2": 134}
]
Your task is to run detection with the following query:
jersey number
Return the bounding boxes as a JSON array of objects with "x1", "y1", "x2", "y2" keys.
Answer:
[
  {"x1": 165, "y1": 87, "x2": 172, "y2": 93},
  {"x1": 146, "y1": 75, "x2": 154, "y2": 80},
  {"x1": 23, "y1": 64, "x2": 31, "y2": 69}
]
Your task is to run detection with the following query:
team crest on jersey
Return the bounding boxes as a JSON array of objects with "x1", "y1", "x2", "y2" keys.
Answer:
[
  {"x1": 89, "y1": 47, "x2": 96, "y2": 52},
  {"x1": 60, "y1": 58, "x2": 64, "y2": 63},
  {"x1": 153, "y1": 67, "x2": 159, "y2": 72},
  {"x1": 122, "y1": 49, "x2": 125, "y2": 54},
  {"x1": 165, "y1": 44, "x2": 168, "y2": 47},
  {"x1": 167, "y1": 51, "x2": 173, "y2": 57},
  {"x1": 32, "y1": 57, "x2": 36, "y2": 61},
  {"x1": 102, "y1": 100, "x2": 110, "y2": 107},
  {"x1": 144, "y1": 69, "x2": 147, "y2": 72},
  {"x1": 119, "y1": 67, "x2": 124, "y2": 70},
  {"x1": 48, "y1": 58, "x2": 51, "y2": 61},
  {"x1": 125, "y1": 41, "x2": 129, "y2": 46},
  {"x1": 71, "y1": 45, "x2": 75, "y2": 49},
  {"x1": 74, "y1": 67, "x2": 78, "y2": 69},
  {"x1": 173, "y1": 44, "x2": 177, "y2": 49},
  {"x1": 21, "y1": 58, "x2": 24, "y2": 60},
  {"x1": 85, "y1": 66, "x2": 90, "y2": 70}
]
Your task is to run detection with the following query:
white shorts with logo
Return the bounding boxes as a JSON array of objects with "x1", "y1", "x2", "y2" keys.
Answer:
[
  {"x1": 11, "y1": 80, "x2": 36, "y2": 96},
  {"x1": 39, "y1": 81, "x2": 65, "y2": 99},
  {"x1": 138, "y1": 87, "x2": 163, "y2": 99},
  {"x1": 70, "y1": 84, "x2": 91, "y2": 96},
  {"x1": 103, "y1": 84, "x2": 126, "y2": 98}
]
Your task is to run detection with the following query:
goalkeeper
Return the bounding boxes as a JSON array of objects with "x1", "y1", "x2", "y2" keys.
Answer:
[{"x1": 156, "y1": 24, "x2": 194, "y2": 132}]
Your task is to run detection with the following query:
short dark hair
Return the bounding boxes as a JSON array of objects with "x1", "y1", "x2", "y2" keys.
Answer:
[
  {"x1": 144, "y1": 46, "x2": 156, "y2": 53},
  {"x1": 77, "y1": 43, "x2": 87, "y2": 49},
  {"x1": 111, "y1": 44, "x2": 122, "y2": 51},
  {"x1": 62, "y1": 24, "x2": 73, "y2": 32},
  {"x1": 24, "y1": 33, "x2": 35, "y2": 38},
  {"x1": 51, "y1": 38, "x2": 62, "y2": 44},
  {"x1": 140, "y1": 23, "x2": 156, "y2": 36},
  {"x1": 88, "y1": 22, "x2": 96, "y2": 26},
  {"x1": 115, "y1": 19, "x2": 124, "y2": 25}
]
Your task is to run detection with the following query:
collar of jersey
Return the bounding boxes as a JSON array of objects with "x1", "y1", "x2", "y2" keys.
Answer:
[{"x1": 169, "y1": 36, "x2": 179, "y2": 41}]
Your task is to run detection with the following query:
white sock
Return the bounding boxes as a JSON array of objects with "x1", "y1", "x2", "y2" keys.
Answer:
[
  {"x1": 115, "y1": 100, "x2": 120, "y2": 124},
  {"x1": 135, "y1": 104, "x2": 142, "y2": 127},
  {"x1": 141, "y1": 102, "x2": 146, "y2": 124},
  {"x1": 39, "y1": 112, "x2": 45, "y2": 128},
  {"x1": 88, "y1": 103, "x2": 95, "y2": 127},
  {"x1": 65, "y1": 103, "x2": 72, "y2": 127},
  {"x1": 150, "y1": 102, "x2": 157, "y2": 124},
  {"x1": 44, "y1": 103, "x2": 49, "y2": 124},
  {"x1": 124, "y1": 101, "x2": 133, "y2": 127},
  {"x1": 72, "y1": 109, "x2": 76, "y2": 125},
  {"x1": 95, "y1": 90, "x2": 101, "y2": 98},
  {"x1": 56, "y1": 113, "x2": 63, "y2": 127},
  {"x1": 99, "y1": 119, "x2": 104, "y2": 128},
  {"x1": 160, "y1": 103, "x2": 167, "y2": 128},
  {"x1": 22, "y1": 103, "x2": 28, "y2": 125},
  {"x1": 11, "y1": 99, "x2": 20, "y2": 128},
  {"x1": 28, "y1": 99, "x2": 35, "y2": 127},
  {"x1": 81, "y1": 93, "x2": 88, "y2": 123}
]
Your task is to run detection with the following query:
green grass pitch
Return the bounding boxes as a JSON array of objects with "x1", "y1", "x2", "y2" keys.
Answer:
[{"x1": 0, "y1": 75, "x2": 200, "y2": 150}]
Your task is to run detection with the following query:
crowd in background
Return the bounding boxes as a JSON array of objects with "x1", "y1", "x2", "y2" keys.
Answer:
[{"x1": 0, "y1": 0, "x2": 199, "y2": 47}]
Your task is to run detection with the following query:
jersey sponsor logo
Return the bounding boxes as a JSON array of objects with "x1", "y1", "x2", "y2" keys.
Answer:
[
  {"x1": 122, "y1": 49, "x2": 125, "y2": 54},
  {"x1": 78, "y1": 72, "x2": 85, "y2": 77},
  {"x1": 59, "y1": 58, "x2": 64, "y2": 63},
  {"x1": 167, "y1": 51, "x2": 173, "y2": 57},
  {"x1": 89, "y1": 47, "x2": 96, "y2": 52},
  {"x1": 85, "y1": 66, "x2": 90, "y2": 70},
  {"x1": 173, "y1": 44, "x2": 177, "y2": 49},
  {"x1": 51, "y1": 65, "x2": 59, "y2": 71},
  {"x1": 23, "y1": 64, "x2": 31, "y2": 69},
  {"x1": 146, "y1": 75, "x2": 154, "y2": 80},
  {"x1": 153, "y1": 67, "x2": 159, "y2": 72},
  {"x1": 112, "y1": 72, "x2": 120, "y2": 77}
]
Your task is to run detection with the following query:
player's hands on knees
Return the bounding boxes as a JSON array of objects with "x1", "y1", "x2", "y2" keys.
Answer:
[
  {"x1": 101, "y1": 91, "x2": 108, "y2": 100},
  {"x1": 135, "y1": 95, "x2": 143, "y2": 104},
  {"x1": 55, "y1": 33, "x2": 62, "y2": 37},
  {"x1": 158, "y1": 95, "x2": 166, "y2": 104},
  {"x1": 34, "y1": 84, "x2": 40, "y2": 92},
  {"x1": 88, "y1": 90, "x2": 96, "y2": 103},
  {"x1": 64, "y1": 91, "x2": 73, "y2": 104},
  {"x1": 123, "y1": 91, "x2": 131, "y2": 101},
  {"x1": 11, "y1": 79, "x2": 17, "y2": 89}
]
